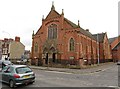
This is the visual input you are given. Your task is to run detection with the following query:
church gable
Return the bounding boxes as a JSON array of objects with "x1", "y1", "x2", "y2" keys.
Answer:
[
  {"x1": 35, "y1": 2, "x2": 96, "y2": 41},
  {"x1": 35, "y1": 26, "x2": 42, "y2": 35},
  {"x1": 45, "y1": 10, "x2": 61, "y2": 20},
  {"x1": 45, "y1": 2, "x2": 61, "y2": 20},
  {"x1": 35, "y1": 4, "x2": 61, "y2": 36}
]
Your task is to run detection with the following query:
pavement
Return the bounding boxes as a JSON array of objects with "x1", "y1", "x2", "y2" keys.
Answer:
[{"x1": 30, "y1": 62, "x2": 116, "y2": 74}]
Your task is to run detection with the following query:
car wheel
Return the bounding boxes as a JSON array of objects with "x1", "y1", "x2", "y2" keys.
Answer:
[
  {"x1": 9, "y1": 80, "x2": 15, "y2": 88},
  {"x1": 31, "y1": 81, "x2": 35, "y2": 84}
]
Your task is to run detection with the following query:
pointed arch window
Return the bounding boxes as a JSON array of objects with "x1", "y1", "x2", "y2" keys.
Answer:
[
  {"x1": 48, "y1": 24, "x2": 57, "y2": 39},
  {"x1": 69, "y1": 38, "x2": 75, "y2": 51}
]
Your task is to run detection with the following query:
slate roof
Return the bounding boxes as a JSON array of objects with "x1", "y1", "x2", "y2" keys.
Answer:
[
  {"x1": 113, "y1": 42, "x2": 120, "y2": 50},
  {"x1": 108, "y1": 37, "x2": 117, "y2": 44},
  {"x1": 64, "y1": 18, "x2": 96, "y2": 40},
  {"x1": 80, "y1": 28, "x2": 97, "y2": 40},
  {"x1": 92, "y1": 33, "x2": 106, "y2": 42},
  {"x1": 64, "y1": 18, "x2": 79, "y2": 28}
]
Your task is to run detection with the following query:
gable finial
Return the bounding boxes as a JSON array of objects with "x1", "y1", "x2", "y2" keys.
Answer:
[
  {"x1": 62, "y1": 9, "x2": 64, "y2": 15},
  {"x1": 52, "y1": 1, "x2": 54, "y2": 6},
  {"x1": 32, "y1": 30, "x2": 34, "y2": 38},
  {"x1": 78, "y1": 20, "x2": 80, "y2": 27},
  {"x1": 42, "y1": 15, "x2": 44, "y2": 21},
  {"x1": 33, "y1": 30, "x2": 34, "y2": 35},
  {"x1": 51, "y1": 1, "x2": 55, "y2": 11}
]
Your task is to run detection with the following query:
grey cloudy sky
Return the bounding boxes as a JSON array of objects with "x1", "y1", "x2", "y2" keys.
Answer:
[{"x1": 0, "y1": 0, "x2": 119, "y2": 50}]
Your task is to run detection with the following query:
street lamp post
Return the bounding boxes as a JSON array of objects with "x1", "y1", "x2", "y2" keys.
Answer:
[
  {"x1": 47, "y1": 57, "x2": 49, "y2": 69},
  {"x1": 97, "y1": 34, "x2": 100, "y2": 65}
]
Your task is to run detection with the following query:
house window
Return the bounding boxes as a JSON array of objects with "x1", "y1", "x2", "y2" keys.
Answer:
[
  {"x1": 69, "y1": 38, "x2": 75, "y2": 51},
  {"x1": 48, "y1": 24, "x2": 57, "y2": 39},
  {"x1": 69, "y1": 56, "x2": 74, "y2": 60},
  {"x1": 35, "y1": 43, "x2": 38, "y2": 52}
]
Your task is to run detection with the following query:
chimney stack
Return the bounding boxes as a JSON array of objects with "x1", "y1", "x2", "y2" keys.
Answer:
[
  {"x1": 15, "y1": 36, "x2": 20, "y2": 42},
  {"x1": 86, "y1": 29, "x2": 89, "y2": 32}
]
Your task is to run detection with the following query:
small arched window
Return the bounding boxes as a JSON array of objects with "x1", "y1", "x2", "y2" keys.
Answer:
[
  {"x1": 35, "y1": 43, "x2": 38, "y2": 52},
  {"x1": 69, "y1": 38, "x2": 75, "y2": 51},
  {"x1": 48, "y1": 24, "x2": 57, "y2": 39}
]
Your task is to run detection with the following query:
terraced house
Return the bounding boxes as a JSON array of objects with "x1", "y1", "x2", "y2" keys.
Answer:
[
  {"x1": 109, "y1": 36, "x2": 120, "y2": 62},
  {"x1": 0, "y1": 38, "x2": 13, "y2": 59},
  {"x1": 31, "y1": 3, "x2": 101, "y2": 66},
  {"x1": 93, "y1": 33, "x2": 112, "y2": 63},
  {"x1": 0, "y1": 37, "x2": 25, "y2": 61}
]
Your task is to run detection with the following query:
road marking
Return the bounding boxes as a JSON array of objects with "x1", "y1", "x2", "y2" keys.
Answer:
[
  {"x1": 45, "y1": 71, "x2": 72, "y2": 74},
  {"x1": 108, "y1": 86, "x2": 119, "y2": 88}
]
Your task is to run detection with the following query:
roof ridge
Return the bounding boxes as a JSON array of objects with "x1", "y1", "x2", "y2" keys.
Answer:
[{"x1": 80, "y1": 28, "x2": 96, "y2": 41}]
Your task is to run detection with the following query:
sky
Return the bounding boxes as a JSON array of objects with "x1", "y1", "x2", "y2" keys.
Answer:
[{"x1": 0, "y1": 0, "x2": 119, "y2": 50}]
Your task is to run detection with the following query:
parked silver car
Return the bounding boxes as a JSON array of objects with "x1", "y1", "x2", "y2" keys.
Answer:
[
  {"x1": 1, "y1": 65, "x2": 35, "y2": 88},
  {"x1": 117, "y1": 61, "x2": 120, "y2": 65}
]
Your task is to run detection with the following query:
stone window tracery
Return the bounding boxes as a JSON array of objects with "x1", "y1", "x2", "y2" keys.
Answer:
[{"x1": 48, "y1": 24, "x2": 57, "y2": 39}]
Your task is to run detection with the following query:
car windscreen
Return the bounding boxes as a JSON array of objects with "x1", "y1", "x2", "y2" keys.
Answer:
[
  {"x1": 16, "y1": 67, "x2": 32, "y2": 74},
  {"x1": 3, "y1": 61, "x2": 11, "y2": 64}
]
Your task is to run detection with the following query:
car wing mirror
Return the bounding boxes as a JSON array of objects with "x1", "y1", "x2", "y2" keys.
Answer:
[{"x1": 4, "y1": 70, "x2": 9, "y2": 73}]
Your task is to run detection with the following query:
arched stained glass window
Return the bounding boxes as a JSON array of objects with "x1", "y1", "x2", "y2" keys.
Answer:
[
  {"x1": 70, "y1": 38, "x2": 75, "y2": 51},
  {"x1": 48, "y1": 24, "x2": 57, "y2": 39}
]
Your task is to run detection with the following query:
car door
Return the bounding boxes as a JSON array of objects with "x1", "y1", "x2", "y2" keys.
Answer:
[
  {"x1": 2, "y1": 66, "x2": 8, "y2": 82},
  {"x1": 2, "y1": 66, "x2": 11, "y2": 83},
  {"x1": 0, "y1": 62, "x2": 2, "y2": 81}
]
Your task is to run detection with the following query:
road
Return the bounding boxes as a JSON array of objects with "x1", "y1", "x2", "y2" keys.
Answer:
[{"x1": 1, "y1": 63, "x2": 119, "y2": 88}]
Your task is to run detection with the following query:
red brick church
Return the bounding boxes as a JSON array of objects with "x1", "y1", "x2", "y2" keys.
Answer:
[{"x1": 31, "y1": 3, "x2": 112, "y2": 66}]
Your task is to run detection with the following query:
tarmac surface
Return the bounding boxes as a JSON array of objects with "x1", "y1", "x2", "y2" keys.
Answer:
[{"x1": 30, "y1": 62, "x2": 116, "y2": 74}]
